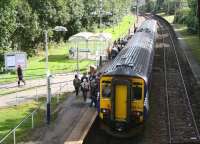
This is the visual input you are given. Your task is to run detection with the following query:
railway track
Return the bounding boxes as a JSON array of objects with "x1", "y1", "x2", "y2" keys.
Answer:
[
  {"x1": 84, "y1": 15, "x2": 200, "y2": 144},
  {"x1": 157, "y1": 16, "x2": 200, "y2": 143}
]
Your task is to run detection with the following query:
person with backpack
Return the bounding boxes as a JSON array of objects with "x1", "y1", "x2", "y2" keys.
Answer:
[
  {"x1": 81, "y1": 79, "x2": 89, "y2": 102},
  {"x1": 81, "y1": 72, "x2": 88, "y2": 83},
  {"x1": 73, "y1": 74, "x2": 81, "y2": 96}
]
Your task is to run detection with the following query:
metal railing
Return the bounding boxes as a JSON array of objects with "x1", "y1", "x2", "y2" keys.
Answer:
[
  {"x1": 0, "y1": 108, "x2": 39, "y2": 144},
  {"x1": 0, "y1": 77, "x2": 73, "y2": 144}
]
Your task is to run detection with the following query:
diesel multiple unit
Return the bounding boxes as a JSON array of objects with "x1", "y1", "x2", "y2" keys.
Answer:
[{"x1": 98, "y1": 19, "x2": 157, "y2": 136}]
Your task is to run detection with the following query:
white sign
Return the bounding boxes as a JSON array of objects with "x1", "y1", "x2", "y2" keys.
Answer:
[
  {"x1": 4, "y1": 52, "x2": 27, "y2": 70},
  {"x1": 6, "y1": 55, "x2": 16, "y2": 67}
]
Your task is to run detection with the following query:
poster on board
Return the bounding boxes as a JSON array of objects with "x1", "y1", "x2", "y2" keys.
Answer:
[
  {"x1": 6, "y1": 55, "x2": 16, "y2": 68},
  {"x1": 4, "y1": 52, "x2": 27, "y2": 70}
]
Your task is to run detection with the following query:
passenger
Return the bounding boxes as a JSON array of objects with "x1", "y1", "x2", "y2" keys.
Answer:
[
  {"x1": 17, "y1": 65, "x2": 25, "y2": 87},
  {"x1": 81, "y1": 79, "x2": 89, "y2": 102},
  {"x1": 73, "y1": 74, "x2": 81, "y2": 96},
  {"x1": 90, "y1": 76, "x2": 97, "y2": 107},
  {"x1": 69, "y1": 47, "x2": 75, "y2": 57},
  {"x1": 81, "y1": 72, "x2": 88, "y2": 83},
  {"x1": 88, "y1": 73, "x2": 94, "y2": 95},
  {"x1": 111, "y1": 47, "x2": 118, "y2": 59},
  {"x1": 134, "y1": 27, "x2": 137, "y2": 33}
]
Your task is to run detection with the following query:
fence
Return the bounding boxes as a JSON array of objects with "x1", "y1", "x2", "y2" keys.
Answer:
[
  {"x1": 0, "y1": 74, "x2": 74, "y2": 144},
  {"x1": 0, "y1": 108, "x2": 40, "y2": 144}
]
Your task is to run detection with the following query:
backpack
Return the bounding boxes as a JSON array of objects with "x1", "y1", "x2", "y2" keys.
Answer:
[{"x1": 81, "y1": 81, "x2": 89, "y2": 91}]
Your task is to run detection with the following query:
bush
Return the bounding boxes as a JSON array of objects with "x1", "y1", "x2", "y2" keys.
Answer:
[
  {"x1": 174, "y1": 8, "x2": 190, "y2": 24},
  {"x1": 140, "y1": 1, "x2": 155, "y2": 13},
  {"x1": 186, "y1": 16, "x2": 199, "y2": 34},
  {"x1": 174, "y1": 7, "x2": 198, "y2": 34},
  {"x1": 163, "y1": 1, "x2": 175, "y2": 15}
]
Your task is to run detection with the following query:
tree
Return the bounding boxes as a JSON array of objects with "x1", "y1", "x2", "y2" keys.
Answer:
[
  {"x1": 0, "y1": 0, "x2": 16, "y2": 53},
  {"x1": 11, "y1": 0, "x2": 40, "y2": 56}
]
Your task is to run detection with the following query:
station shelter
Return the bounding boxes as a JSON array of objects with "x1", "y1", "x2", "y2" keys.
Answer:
[{"x1": 68, "y1": 32, "x2": 112, "y2": 65}]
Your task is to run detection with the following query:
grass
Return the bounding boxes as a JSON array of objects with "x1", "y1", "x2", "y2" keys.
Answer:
[
  {"x1": 0, "y1": 14, "x2": 135, "y2": 84},
  {"x1": 158, "y1": 12, "x2": 200, "y2": 64},
  {"x1": 174, "y1": 24, "x2": 200, "y2": 63},
  {"x1": 0, "y1": 42, "x2": 95, "y2": 84},
  {"x1": 0, "y1": 102, "x2": 40, "y2": 142},
  {"x1": 157, "y1": 12, "x2": 175, "y2": 24},
  {"x1": 0, "y1": 92, "x2": 69, "y2": 143},
  {"x1": 98, "y1": 14, "x2": 135, "y2": 40}
]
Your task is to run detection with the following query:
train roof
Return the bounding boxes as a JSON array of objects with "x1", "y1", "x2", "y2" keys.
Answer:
[
  {"x1": 103, "y1": 20, "x2": 157, "y2": 82},
  {"x1": 136, "y1": 19, "x2": 157, "y2": 34}
]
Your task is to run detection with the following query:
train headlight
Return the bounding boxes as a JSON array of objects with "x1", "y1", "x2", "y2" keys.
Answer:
[
  {"x1": 101, "y1": 108, "x2": 110, "y2": 119},
  {"x1": 132, "y1": 111, "x2": 142, "y2": 117},
  {"x1": 101, "y1": 108, "x2": 110, "y2": 114}
]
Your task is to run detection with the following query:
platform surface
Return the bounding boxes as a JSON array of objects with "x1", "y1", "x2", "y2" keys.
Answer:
[{"x1": 36, "y1": 94, "x2": 97, "y2": 144}]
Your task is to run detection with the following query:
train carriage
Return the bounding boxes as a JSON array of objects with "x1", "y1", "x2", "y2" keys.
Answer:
[{"x1": 98, "y1": 19, "x2": 157, "y2": 136}]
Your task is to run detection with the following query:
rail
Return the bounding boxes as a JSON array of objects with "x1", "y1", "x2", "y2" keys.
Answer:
[
  {"x1": 167, "y1": 21, "x2": 200, "y2": 140},
  {"x1": 157, "y1": 15, "x2": 200, "y2": 143},
  {"x1": 159, "y1": 22, "x2": 172, "y2": 144}
]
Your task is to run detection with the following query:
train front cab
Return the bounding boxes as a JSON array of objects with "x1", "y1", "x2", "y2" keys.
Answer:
[{"x1": 99, "y1": 75, "x2": 147, "y2": 135}]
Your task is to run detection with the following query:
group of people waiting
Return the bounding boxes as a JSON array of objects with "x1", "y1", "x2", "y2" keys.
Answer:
[
  {"x1": 108, "y1": 35, "x2": 132, "y2": 60},
  {"x1": 73, "y1": 72, "x2": 101, "y2": 107}
]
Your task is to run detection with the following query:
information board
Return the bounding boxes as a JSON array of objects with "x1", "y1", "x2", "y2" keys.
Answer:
[{"x1": 4, "y1": 52, "x2": 27, "y2": 70}]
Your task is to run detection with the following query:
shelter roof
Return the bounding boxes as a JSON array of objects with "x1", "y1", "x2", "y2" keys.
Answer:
[
  {"x1": 88, "y1": 32, "x2": 112, "y2": 41},
  {"x1": 68, "y1": 32, "x2": 94, "y2": 41},
  {"x1": 68, "y1": 32, "x2": 112, "y2": 42}
]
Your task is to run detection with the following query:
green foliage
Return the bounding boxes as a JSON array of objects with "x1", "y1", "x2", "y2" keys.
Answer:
[
  {"x1": 173, "y1": 0, "x2": 199, "y2": 34},
  {"x1": 0, "y1": 0, "x2": 132, "y2": 69},
  {"x1": 0, "y1": 1, "x2": 16, "y2": 52},
  {"x1": 186, "y1": 15, "x2": 199, "y2": 34},
  {"x1": 156, "y1": 0, "x2": 199, "y2": 34},
  {"x1": 141, "y1": 1, "x2": 155, "y2": 12},
  {"x1": 12, "y1": 0, "x2": 41, "y2": 56},
  {"x1": 174, "y1": 8, "x2": 190, "y2": 24},
  {"x1": 163, "y1": 0, "x2": 176, "y2": 14}
]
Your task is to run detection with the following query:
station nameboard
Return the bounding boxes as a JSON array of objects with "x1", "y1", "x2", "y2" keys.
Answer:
[{"x1": 4, "y1": 52, "x2": 27, "y2": 70}]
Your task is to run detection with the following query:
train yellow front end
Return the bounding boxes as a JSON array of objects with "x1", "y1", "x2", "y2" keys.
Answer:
[{"x1": 99, "y1": 75, "x2": 147, "y2": 136}]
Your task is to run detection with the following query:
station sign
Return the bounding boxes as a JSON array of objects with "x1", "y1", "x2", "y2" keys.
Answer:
[{"x1": 4, "y1": 52, "x2": 27, "y2": 70}]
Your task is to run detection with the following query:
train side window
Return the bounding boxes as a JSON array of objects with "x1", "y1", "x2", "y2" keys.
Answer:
[
  {"x1": 102, "y1": 82, "x2": 111, "y2": 98},
  {"x1": 132, "y1": 86, "x2": 142, "y2": 100}
]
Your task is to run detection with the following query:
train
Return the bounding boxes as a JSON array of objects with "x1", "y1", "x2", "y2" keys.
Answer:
[{"x1": 98, "y1": 19, "x2": 157, "y2": 136}]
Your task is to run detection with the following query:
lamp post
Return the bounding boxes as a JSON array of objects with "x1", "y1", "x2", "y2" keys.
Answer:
[
  {"x1": 45, "y1": 26, "x2": 67, "y2": 125},
  {"x1": 99, "y1": 0, "x2": 103, "y2": 30}
]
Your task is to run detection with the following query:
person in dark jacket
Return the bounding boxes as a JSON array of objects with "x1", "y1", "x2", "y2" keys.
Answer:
[
  {"x1": 73, "y1": 74, "x2": 81, "y2": 96},
  {"x1": 90, "y1": 75, "x2": 97, "y2": 107},
  {"x1": 17, "y1": 65, "x2": 25, "y2": 87},
  {"x1": 81, "y1": 72, "x2": 88, "y2": 82}
]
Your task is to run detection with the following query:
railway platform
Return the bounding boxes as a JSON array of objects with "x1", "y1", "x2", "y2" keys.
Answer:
[{"x1": 28, "y1": 93, "x2": 97, "y2": 144}]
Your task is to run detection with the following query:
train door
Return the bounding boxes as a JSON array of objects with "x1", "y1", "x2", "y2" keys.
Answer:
[{"x1": 111, "y1": 79, "x2": 131, "y2": 122}]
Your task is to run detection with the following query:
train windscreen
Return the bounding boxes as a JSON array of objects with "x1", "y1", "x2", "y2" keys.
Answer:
[
  {"x1": 102, "y1": 81, "x2": 111, "y2": 98},
  {"x1": 132, "y1": 85, "x2": 142, "y2": 100}
]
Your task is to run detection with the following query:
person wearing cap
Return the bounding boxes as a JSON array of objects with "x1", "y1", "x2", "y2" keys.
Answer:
[{"x1": 17, "y1": 65, "x2": 25, "y2": 87}]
